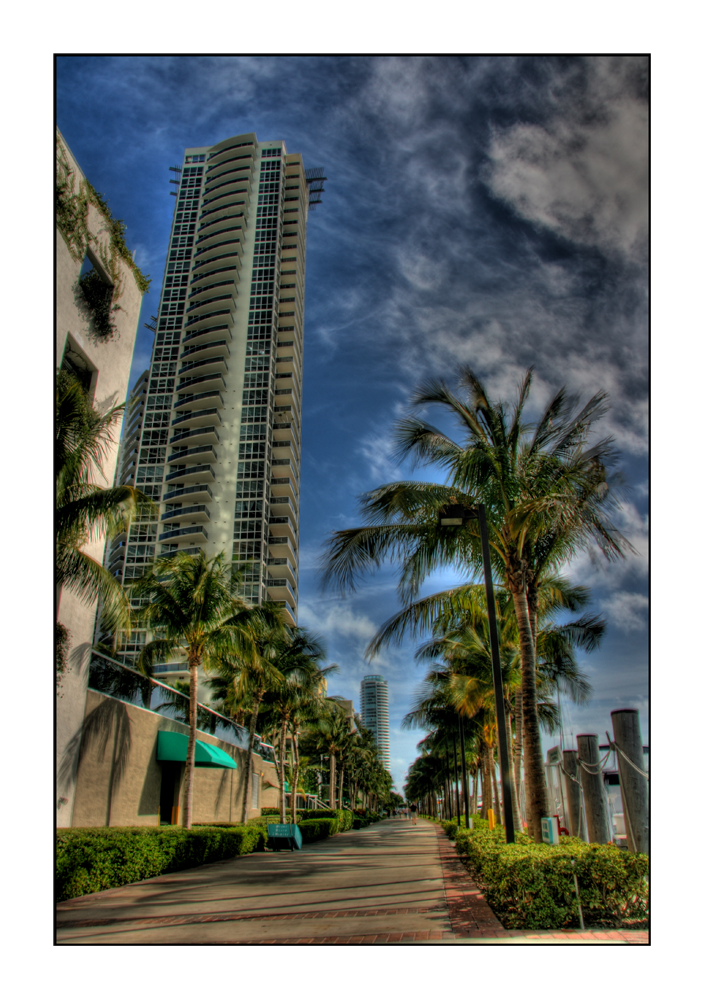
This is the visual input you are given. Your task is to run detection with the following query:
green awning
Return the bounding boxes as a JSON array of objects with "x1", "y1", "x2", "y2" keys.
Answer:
[{"x1": 157, "y1": 730, "x2": 238, "y2": 769}]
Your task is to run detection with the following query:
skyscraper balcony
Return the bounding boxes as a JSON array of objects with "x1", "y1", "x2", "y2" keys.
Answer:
[
  {"x1": 173, "y1": 389, "x2": 224, "y2": 411},
  {"x1": 162, "y1": 483, "x2": 214, "y2": 504},
  {"x1": 192, "y1": 245, "x2": 242, "y2": 272},
  {"x1": 269, "y1": 493, "x2": 298, "y2": 516},
  {"x1": 188, "y1": 280, "x2": 237, "y2": 305},
  {"x1": 206, "y1": 144, "x2": 254, "y2": 169},
  {"x1": 271, "y1": 439, "x2": 300, "y2": 465},
  {"x1": 184, "y1": 306, "x2": 236, "y2": 331},
  {"x1": 158, "y1": 524, "x2": 209, "y2": 544},
  {"x1": 267, "y1": 535, "x2": 297, "y2": 564},
  {"x1": 182, "y1": 325, "x2": 232, "y2": 348},
  {"x1": 186, "y1": 293, "x2": 236, "y2": 318},
  {"x1": 195, "y1": 226, "x2": 243, "y2": 253},
  {"x1": 169, "y1": 425, "x2": 220, "y2": 448},
  {"x1": 167, "y1": 444, "x2": 218, "y2": 465},
  {"x1": 198, "y1": 196, "x2": 247, "y2": 222},
  {"x1": 164, "y1": 463, "x2": 215, "y2": 485},
  {"x1": 176, "y1": 372, "x2": 226, "y2": 395},
  {"x1": 271, "y1": 455, "x2": 300, "y2": 479},
  {"x1": 171, "y1": 407, "x2": 222, "y2": 430},
  {"x1": 190, "y1": 262, "x2": 242, "y2": 290},
  {"x1": 202, "y1": 173, "x2": 252, "y2": 200},
  {"x1": 275, "y1": 354, "x2": 301, "y2": 376},
  {"x1": 180, "y1": 340, "x2": 231, "y2": 365},
  {"x1": 267, "y1": 555, "x2": 298, "y2": 585},
  {"x1": 269, "y1": 515, "x2": 297, "y2": 544},
  {"x1": 178, "y1": 355, "x2": 228, "y2": 379},
  {"x1": 161, "y1": 504, "x2": 210, "y2": 524},
  {"x1": 266, "y1": 578, "x2": 298, "y2": 603},
  {"x1": 270, "y1": 475, "x2": 297, "y2": 501}
]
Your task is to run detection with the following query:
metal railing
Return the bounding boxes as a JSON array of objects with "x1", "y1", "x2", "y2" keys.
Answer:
[{"x1": 87, "y1": 652, "x2": 251, "y2": 752}]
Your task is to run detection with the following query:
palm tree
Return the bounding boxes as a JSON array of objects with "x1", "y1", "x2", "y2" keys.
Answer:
[
  {"x1": 322, "y1": 366, "x2": 632, "y2": 839},
  {"x1": 56, "y1": 369, "x2": 149, "y2": 640},
  {"x1": 345, "y1": 725, "x2": 380, "y2": 811},
  {"x1": 300, "y1": 699, "x2": 354, "y2": 810},
  {"x1": 130, "y1": 550, "x2": 268, "y2": 829},
  {"x1": 397, "y1": 576, "x2": 599, "y2": 828},
  {"x1": 256, "y1": 628, "x2": 334, "y2": 820},
  {"x1": 210, "y1": 605, "x2": 291, "y2": 823}
]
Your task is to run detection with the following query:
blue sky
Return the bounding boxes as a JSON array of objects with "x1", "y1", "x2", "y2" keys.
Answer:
[{"x1": 56, "y1": 55, "x2": 649, "y2": 792}]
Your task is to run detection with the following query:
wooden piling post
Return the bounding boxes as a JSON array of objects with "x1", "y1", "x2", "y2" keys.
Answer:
[
  {"x1": 577, "y1": 734, "x2": 611, "y2": 843},
  {"x1": 562, "y1": 749, "x2": 583, "y2": 838},
  {"x1": 611, "y1": 709, "x2": 649, "y2": 854}
]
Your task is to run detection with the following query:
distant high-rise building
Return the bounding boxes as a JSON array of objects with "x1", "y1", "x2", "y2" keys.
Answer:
[
  {"x1": 108, "y1": 133, "x2": 325, "y2": 675},
  {"x1": 360, "y1": 675, "x2": 391, "y2": 770}
]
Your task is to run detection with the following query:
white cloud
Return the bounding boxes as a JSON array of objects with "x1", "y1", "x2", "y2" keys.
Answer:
[
  {"x1": 355, "y1": 426, "x2": 404, "y2": 485},
  {"x1": 485, "y1": 60, "x2": 648, "y2": 264},
  {"x1": 598, "y1": 591, "x2": 649, "y2": 634},
  {"x1": 298, "y1": 598, "x2": 379, "y2": 646}
]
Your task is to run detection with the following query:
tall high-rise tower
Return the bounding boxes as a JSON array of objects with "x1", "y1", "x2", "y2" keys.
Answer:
[
  {"x1": 360, "y1": 674, "x2": 391, "y2": 771},
  {"x1": 110, "y1": 134, "x2": 324, "y2": 675}
]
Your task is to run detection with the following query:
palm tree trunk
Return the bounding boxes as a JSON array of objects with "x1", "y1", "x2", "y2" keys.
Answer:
[
  {"x1": 240, "y1": 693, "x2": 263, "y2": 825},
  {"x1": 511, "y1": 701, "x2": 525, "y2": 831},
  {"x1": 182, "y1": 653, "x2": 200, "y2": 829},
  {"x1": 279, "y1": 719, "x2": 289, "y2": 822},
  {"x1": 481, "y1": 739, "x2": 493, "y2": 818},
  {"x1": 491, "y1": 756, "x2": 501, "y2": 823},
  {"x1": 329, "y1": 752, "x2": 337, "y2": 810},
  {"x1": 291, "y1": 725, "x2": 301, "y2": 824},
  {"x1": 511, "y1": 585, "x2": 549, "y2": 840},
  {"x1": 451, "y1": 727, "x2": 461, "y2": 823},
  {"x1": 458, "y1": 717, "x2": 470, "y2": 827}
]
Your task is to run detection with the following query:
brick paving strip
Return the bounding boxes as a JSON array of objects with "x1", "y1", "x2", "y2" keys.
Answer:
[{"x1": 56, "y1": 820, "x2": 649, "y2": 945}]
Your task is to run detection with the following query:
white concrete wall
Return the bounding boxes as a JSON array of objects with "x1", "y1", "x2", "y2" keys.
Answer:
[{"x1": 56, "y1": 130, "x2": 144, "y2": 825}]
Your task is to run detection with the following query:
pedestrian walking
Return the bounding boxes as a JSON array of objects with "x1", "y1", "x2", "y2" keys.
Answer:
[{"x1": 410, "y1": 803, "x2": 417, "y2": 825}]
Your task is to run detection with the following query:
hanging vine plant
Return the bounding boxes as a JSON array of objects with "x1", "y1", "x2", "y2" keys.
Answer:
[{"x1": 77, "y1": 267, "x2": 118, "y2": 341}]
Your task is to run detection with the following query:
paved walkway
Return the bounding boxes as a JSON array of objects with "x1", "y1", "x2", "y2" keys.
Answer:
[{"x1": 56, "y1": 819, "x2": 648, "y2": 944}]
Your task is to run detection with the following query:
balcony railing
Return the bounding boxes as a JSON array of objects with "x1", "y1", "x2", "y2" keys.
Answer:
[
  {"x1": 158, "y1": 525, "x2": 209, "y2": 543},
  {"x1": 162, "y1": 483, "x2": 214, "y2": 503},
  {"x1": 87, "y1": 652, "x2": 251, "y2": 752},
  {"x1": 161, "y1": 504, "x2": 210, "y2": 523}
]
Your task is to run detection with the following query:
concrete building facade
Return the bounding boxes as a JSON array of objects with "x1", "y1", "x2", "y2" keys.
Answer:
[
  {"x1": 56, "y1": 129, "x2": 147, "y2": 825},
  {"x1": 66, "y1": 653, "x2": 280, "y2": 827},
  {"x1": 108, "y1": 133, "x2": 324, "y2": 678},
  {"x1": 360, "y1": 675, "x2": 391, "y2": 771}
]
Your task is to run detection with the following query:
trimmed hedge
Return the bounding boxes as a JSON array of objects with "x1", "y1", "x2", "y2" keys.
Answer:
[
  {"x1": 452, "y1": 826, "x2": 649, "y2": 929},
  {"x1": 301, "y1": 809, "x2": 354, "y2": 831},
  {"x1": 353, "y1": 809, "x2": 380, "y2": 829},
  {"x1": 56, "y1": 825, "x2": 266, "y2": 902},
  {"x1": 440, "y1": 814, "x2": 489, "y2": 841},
  {"x1": 298, "y1": 818, "x2": 339, "y2": 842}
]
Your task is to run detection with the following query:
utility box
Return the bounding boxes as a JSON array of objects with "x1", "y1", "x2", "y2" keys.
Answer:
[
  {"x1": 541, "y1": 816, "x2": 560, "y2": 845},
  {"x1": 267, "y1": 823, "x2": 303, "y2": 851}
]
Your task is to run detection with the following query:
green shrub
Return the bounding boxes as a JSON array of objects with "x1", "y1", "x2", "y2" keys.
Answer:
[
  {"x1": 56, "y1": 825, "x2": 266, "y2": 902},
  {"x1": 454, "y1": 827, "x2": 649, "y2": 929},
  {"x1": 298, "y1": 818, "x2": 338, "y2": 842},
  {"x1": 301, "y1": 809, "x2": 354, "y2": 831}
]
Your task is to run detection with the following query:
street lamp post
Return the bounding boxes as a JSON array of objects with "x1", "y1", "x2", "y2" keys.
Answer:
[{"x1": 440, "y1": 501, "x2": 516, "y2": 843}]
